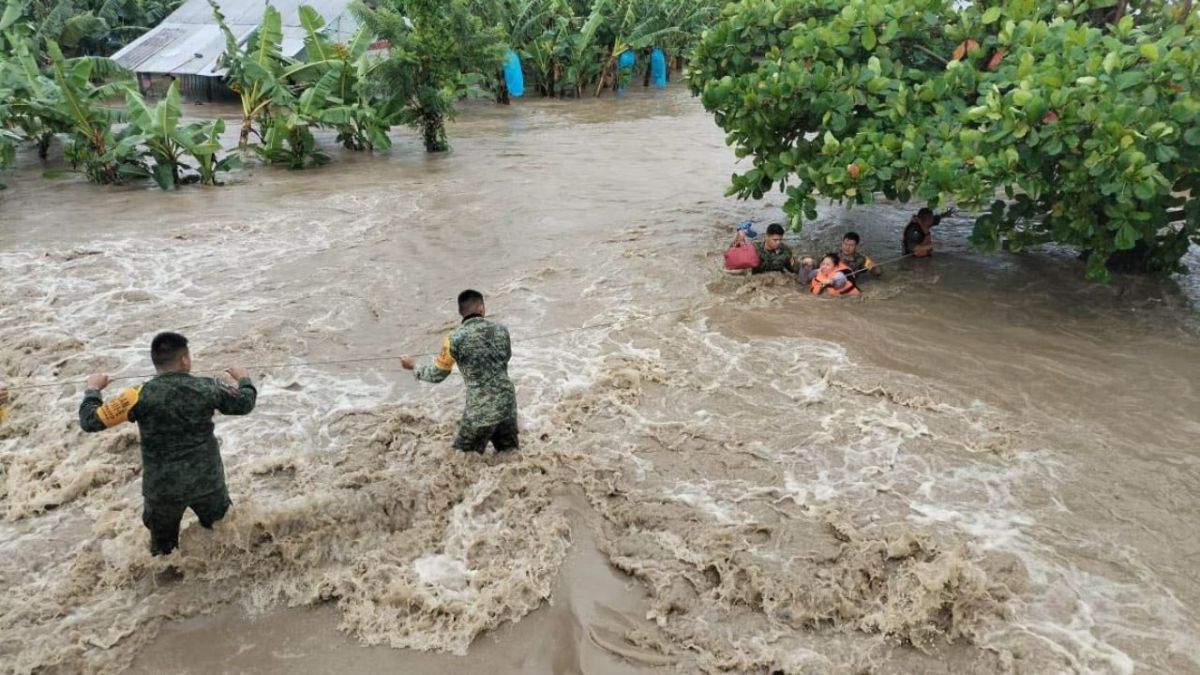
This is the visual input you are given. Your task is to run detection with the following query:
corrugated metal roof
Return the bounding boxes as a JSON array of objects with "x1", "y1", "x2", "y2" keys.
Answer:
[{"x1": 112, "y1": 0, "x2": 358, "y2": 76}]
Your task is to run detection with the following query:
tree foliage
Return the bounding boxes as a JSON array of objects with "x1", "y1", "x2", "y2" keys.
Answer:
[
  {"x1": 1, "y1": 4, "x2": 235, "y2": 187},
  {"x1": 471, "y1": 0, "x2": 720, "y2": 97},
  {"x1": 2, "y1": 0, "x2": 181, "y2": 57},
  {"x1": 354, "y1": 0, "x2": 505, "y2": 152},
  {"x1": 689, "y1": 0, "x2": 1200, "y2": 279}
]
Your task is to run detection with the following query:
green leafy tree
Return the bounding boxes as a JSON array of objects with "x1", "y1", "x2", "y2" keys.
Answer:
[
  {"x1": 591, "y1": 0, "x2": 711, "y2": 96},
  {"x1": 354, "y1": 0, "x2": 505, "y2": 152},
  {"x1": 284, "y1": 5, "x2": 398, "y2": 151},
  {"x1": 183, "y1": 116, "x2": 240, "y2": 185},
  {"x1": 118, "y1": 81, "x2": 240, "y2": 188},
  {"x1": 3, "y1": 0, "x2": 182, "y2": 57},
  {"x1": 689, "y1": 0, "x2": 1200, "y2": 279},
  {"x1": 44, "y1": 39, "x2": 138, "y2": 183},
  {"x1": 210, "y1": 0, "x2": 295, "y2": 149},
  {"x1": 255, "y1": 112, "x2": 330, "y2": 168}
]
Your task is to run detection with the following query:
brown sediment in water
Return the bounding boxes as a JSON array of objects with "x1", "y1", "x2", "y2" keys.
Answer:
[{"x1": 1, "y1": 88, "x2": 1199, "y2": 674}]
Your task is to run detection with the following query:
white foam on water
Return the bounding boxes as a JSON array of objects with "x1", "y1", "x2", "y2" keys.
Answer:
[{"x1": 413, "y1": 554, "x2": 473, "y2": 592}]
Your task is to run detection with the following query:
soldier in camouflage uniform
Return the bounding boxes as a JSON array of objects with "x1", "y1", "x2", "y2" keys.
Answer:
[
  {"x1": 839, "y1": 231, "x2": 881, "y2": 282},
  {"x1": 79, "y1": 332, "x2": 256, "y2": 556},
  {"x1": 734, "y1": 223, "x2": 799, "y2": 274},
  {"x1": 401, "y1": 290, "x2": 518, "y2": 453}
]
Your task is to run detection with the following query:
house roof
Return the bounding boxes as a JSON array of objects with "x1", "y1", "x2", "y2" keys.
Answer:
[{"x1": 111, "y1": 0, "x2": 358, "y2": 76}]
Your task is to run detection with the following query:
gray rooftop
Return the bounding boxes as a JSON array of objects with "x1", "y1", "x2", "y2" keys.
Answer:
[{"x1": 111, "y1": 0, "x2": 359, "y2": 76}]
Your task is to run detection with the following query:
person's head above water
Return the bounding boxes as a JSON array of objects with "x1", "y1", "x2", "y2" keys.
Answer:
[
  {"x1": 151, "y1": 332, "x2": 191, "y2": 374},
  {"x1": 820, "y1": 252, "x2": 841, "y2": 274},
  {"x1": 917, "y1": 207, "x2": 936, "y2": 228},
  {"x1": 841, "y1": 231, "x2": 860, "y2": 258},
  {"x1": 763, "y1": 223, "x2": 786, "y2": 251},
  {"x1": 458, "y1": 289, "x2": 486, "y2": 318}
]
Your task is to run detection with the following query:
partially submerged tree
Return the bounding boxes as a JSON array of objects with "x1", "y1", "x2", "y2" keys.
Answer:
[
  {"x1": 284, "y1": 6, "x2": 398, "y2": 152},
  {"x1": 354, "y1": 0, "x2": 504, "y2": 152},
  {"x1": 210, "y1": 0, "x2": 294, "y2": 149},
  {"x1": 689, "y1": 0, "x2": 1200, "y2": 279}
]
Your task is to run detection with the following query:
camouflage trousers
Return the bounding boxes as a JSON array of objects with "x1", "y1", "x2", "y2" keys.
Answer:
[
  {"x1": 142, "y1": 488, "x2": 231, "y2": 556},
  {"x1": 453, "y1": 412, "x2": 519, "y2": 454}
]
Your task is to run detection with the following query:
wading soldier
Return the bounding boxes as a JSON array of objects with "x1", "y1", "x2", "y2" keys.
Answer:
[
  {"x1": 401, "y1": 290, "x2": 519, "y2": 454},
  {"x1": 80, "y1": 332, "x2": 256, "y2": 556}
]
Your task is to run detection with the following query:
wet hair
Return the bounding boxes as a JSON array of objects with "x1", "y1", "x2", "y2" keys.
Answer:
[
  {"x1": 822, "y1": 252, "x2": 841, "y2": 265},
  {"x1": 457, "y1": 289, "x2": 484, "y2": 316},
  {"x1": 843, "y1": 231, "x2": 860, "y2": 244},
  {"x1": 151, "y1": 332, "x2": 189, "y2": 367},
  {"x1": 766, "y1": 223, "x2": 785, "y2": 237},
  {"x1": 917, "y1": 207, "x2": 934, "y2": 217}
]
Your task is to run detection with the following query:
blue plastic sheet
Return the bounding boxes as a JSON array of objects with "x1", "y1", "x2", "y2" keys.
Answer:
[
  {"x1": 617, "y1": 50, "x2": 636, "y2": 70},
  {"x1": 650, "y1": 48, "x2": 667, "y2": 87},
  {"x1": 503, "y1": 49, "x2": 524, "y2": 98}
]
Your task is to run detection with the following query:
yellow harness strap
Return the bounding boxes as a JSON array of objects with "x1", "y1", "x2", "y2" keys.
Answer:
[
  {"x1": 434, "y1": 335, "x2": 456, "y2": 371},
  {"x1": 96, "y1": 386, "x2": 142, "y2": 428}
]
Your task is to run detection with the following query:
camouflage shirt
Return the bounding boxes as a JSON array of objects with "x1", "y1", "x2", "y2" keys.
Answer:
[
  {"x1": 753, "y1": 240, "x2": 799, "y2": 274},
  {"x1": 841, "y1": 251, "x2": 875, "y2": 280},
  {"x1": 79, "y1": 372, "x2": 257, "y2": 503},
  {"x1": 415, "y1": 315, "x2": 516, "y2": 427}
]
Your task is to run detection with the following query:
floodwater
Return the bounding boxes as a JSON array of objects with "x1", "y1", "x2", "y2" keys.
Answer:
[{"x1": 1, "y1": 86, "x2": 1198, "y2": 675}]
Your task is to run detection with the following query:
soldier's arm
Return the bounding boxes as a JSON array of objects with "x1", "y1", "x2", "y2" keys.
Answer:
[
  {"x1": 80, "y1": 387, "x2": 141, "y2": 433},
  {"x1": 867, "y1": 256, "x2": 883, "y2": 276},
  {"x1": 214, "y1": 377, "x2": 257, "y2": 416},
  {"x1": 414, "y1": 335, "x2": 455, "y2": 384}
]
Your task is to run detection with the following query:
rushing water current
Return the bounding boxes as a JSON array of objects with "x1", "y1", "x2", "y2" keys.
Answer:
[{"x1": 1, "y1": 87, "x2": 1199, "y2": 674}]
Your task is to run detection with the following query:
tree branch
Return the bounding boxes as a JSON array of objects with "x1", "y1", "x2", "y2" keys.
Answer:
[{"x1": 911, "y1": 42, "x2": 949, "y2": 65}]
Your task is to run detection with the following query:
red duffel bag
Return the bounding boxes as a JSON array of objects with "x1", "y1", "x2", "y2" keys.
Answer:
[{"x1": 724, "y1": 241, "x2": 761, "y2": 270}]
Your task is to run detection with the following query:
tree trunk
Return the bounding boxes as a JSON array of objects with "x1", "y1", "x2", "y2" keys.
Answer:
[
  {"x1": 239, "y1": 117, "x2": 253, "y2": 149},
  {"x1": 496, "y1": 69, "x2": 510, "y2": 105},
  {"x1": 422, "y1": 113, "x2": 448, "y2": 153}
]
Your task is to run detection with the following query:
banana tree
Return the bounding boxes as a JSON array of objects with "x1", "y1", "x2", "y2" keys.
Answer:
[
  {"x1": 471, "y1": 0, "x2": 567, "y2": 101},
  {"x1": 118, "y1": 81, "x2": 239, "y2": 188},
  {"x1": 592, "y1": 0, "x2": 695, "y2": 97},
  {"x1": 44, "y1": 39, "x2": 135, "y2": 183},
  {"x1": 118, "y1": 81, "x2": 187, "y2": 187},
  {"x1": 1, "y1": 0, "x2": 186, "y2": 57},
  {"x1": 255, "y1": 112, "x2": 329, "y2": 169},
  {"x1": 283, "y1": 5, "x2": 395, "y2": 151},
  {"x1": 566, "y1": 0, "x2": 609, "y2": 96},
  {"x1": 519, "y1": 13, "x2": 565, "y2": 96},
  {"x1": 182, "y1": 117, "x2": 240, "y2": 185},
  {"x1": 3, "y1": 3, "x2": 62, "y2": 157},
  {"x1": 210, "y1": 0, "x2": 294, "y2": 148}
]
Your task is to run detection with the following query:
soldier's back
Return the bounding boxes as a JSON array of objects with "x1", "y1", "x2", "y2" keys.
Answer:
[
  {"x1": 451, "y1": 317, "x2": 516, "y2": 425},
  {"x1": 136, "y1": 373, "x2": 220, "y2": 460}
]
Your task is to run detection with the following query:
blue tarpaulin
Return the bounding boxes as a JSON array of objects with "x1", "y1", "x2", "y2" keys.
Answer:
[
  {"x1": 650, "y1": 48, "x2": 667, "y2": 87},
  {"x1": 503, "y1": 49, "x2": 524, "y2": 98},
  {"x1": 616, "y1": 50, "x2": 636, "y2": 93}
]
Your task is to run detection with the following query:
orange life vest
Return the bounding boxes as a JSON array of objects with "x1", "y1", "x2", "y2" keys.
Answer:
[{"x1": 811, "y1": 264, "x2": 861, "y2": 296}]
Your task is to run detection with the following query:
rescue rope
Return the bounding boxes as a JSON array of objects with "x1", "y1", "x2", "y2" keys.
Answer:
[
  {"x1": 3, "y1": 253, "x2": 920, "y2": 393},
  {"x1": 2, "y1": 303, "x2": 716, "y2": 391}
]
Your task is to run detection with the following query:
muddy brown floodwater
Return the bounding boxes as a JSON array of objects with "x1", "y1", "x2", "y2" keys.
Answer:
[{"x1": 1, "y1": 86, "x2": 1199, "y2": 675}]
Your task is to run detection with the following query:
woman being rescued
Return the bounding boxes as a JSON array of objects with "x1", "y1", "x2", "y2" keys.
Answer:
[{"x1": 799, "y1": 253, "x2": 861, "y2": 297}]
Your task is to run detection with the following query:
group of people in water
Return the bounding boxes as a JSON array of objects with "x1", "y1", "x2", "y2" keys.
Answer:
[
  {"x1": 728, "y1": 207, "x2": 954, "y2": 295},
  {"x1": 0, "y1": 208, "x2": 958, "y2": 556}
]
